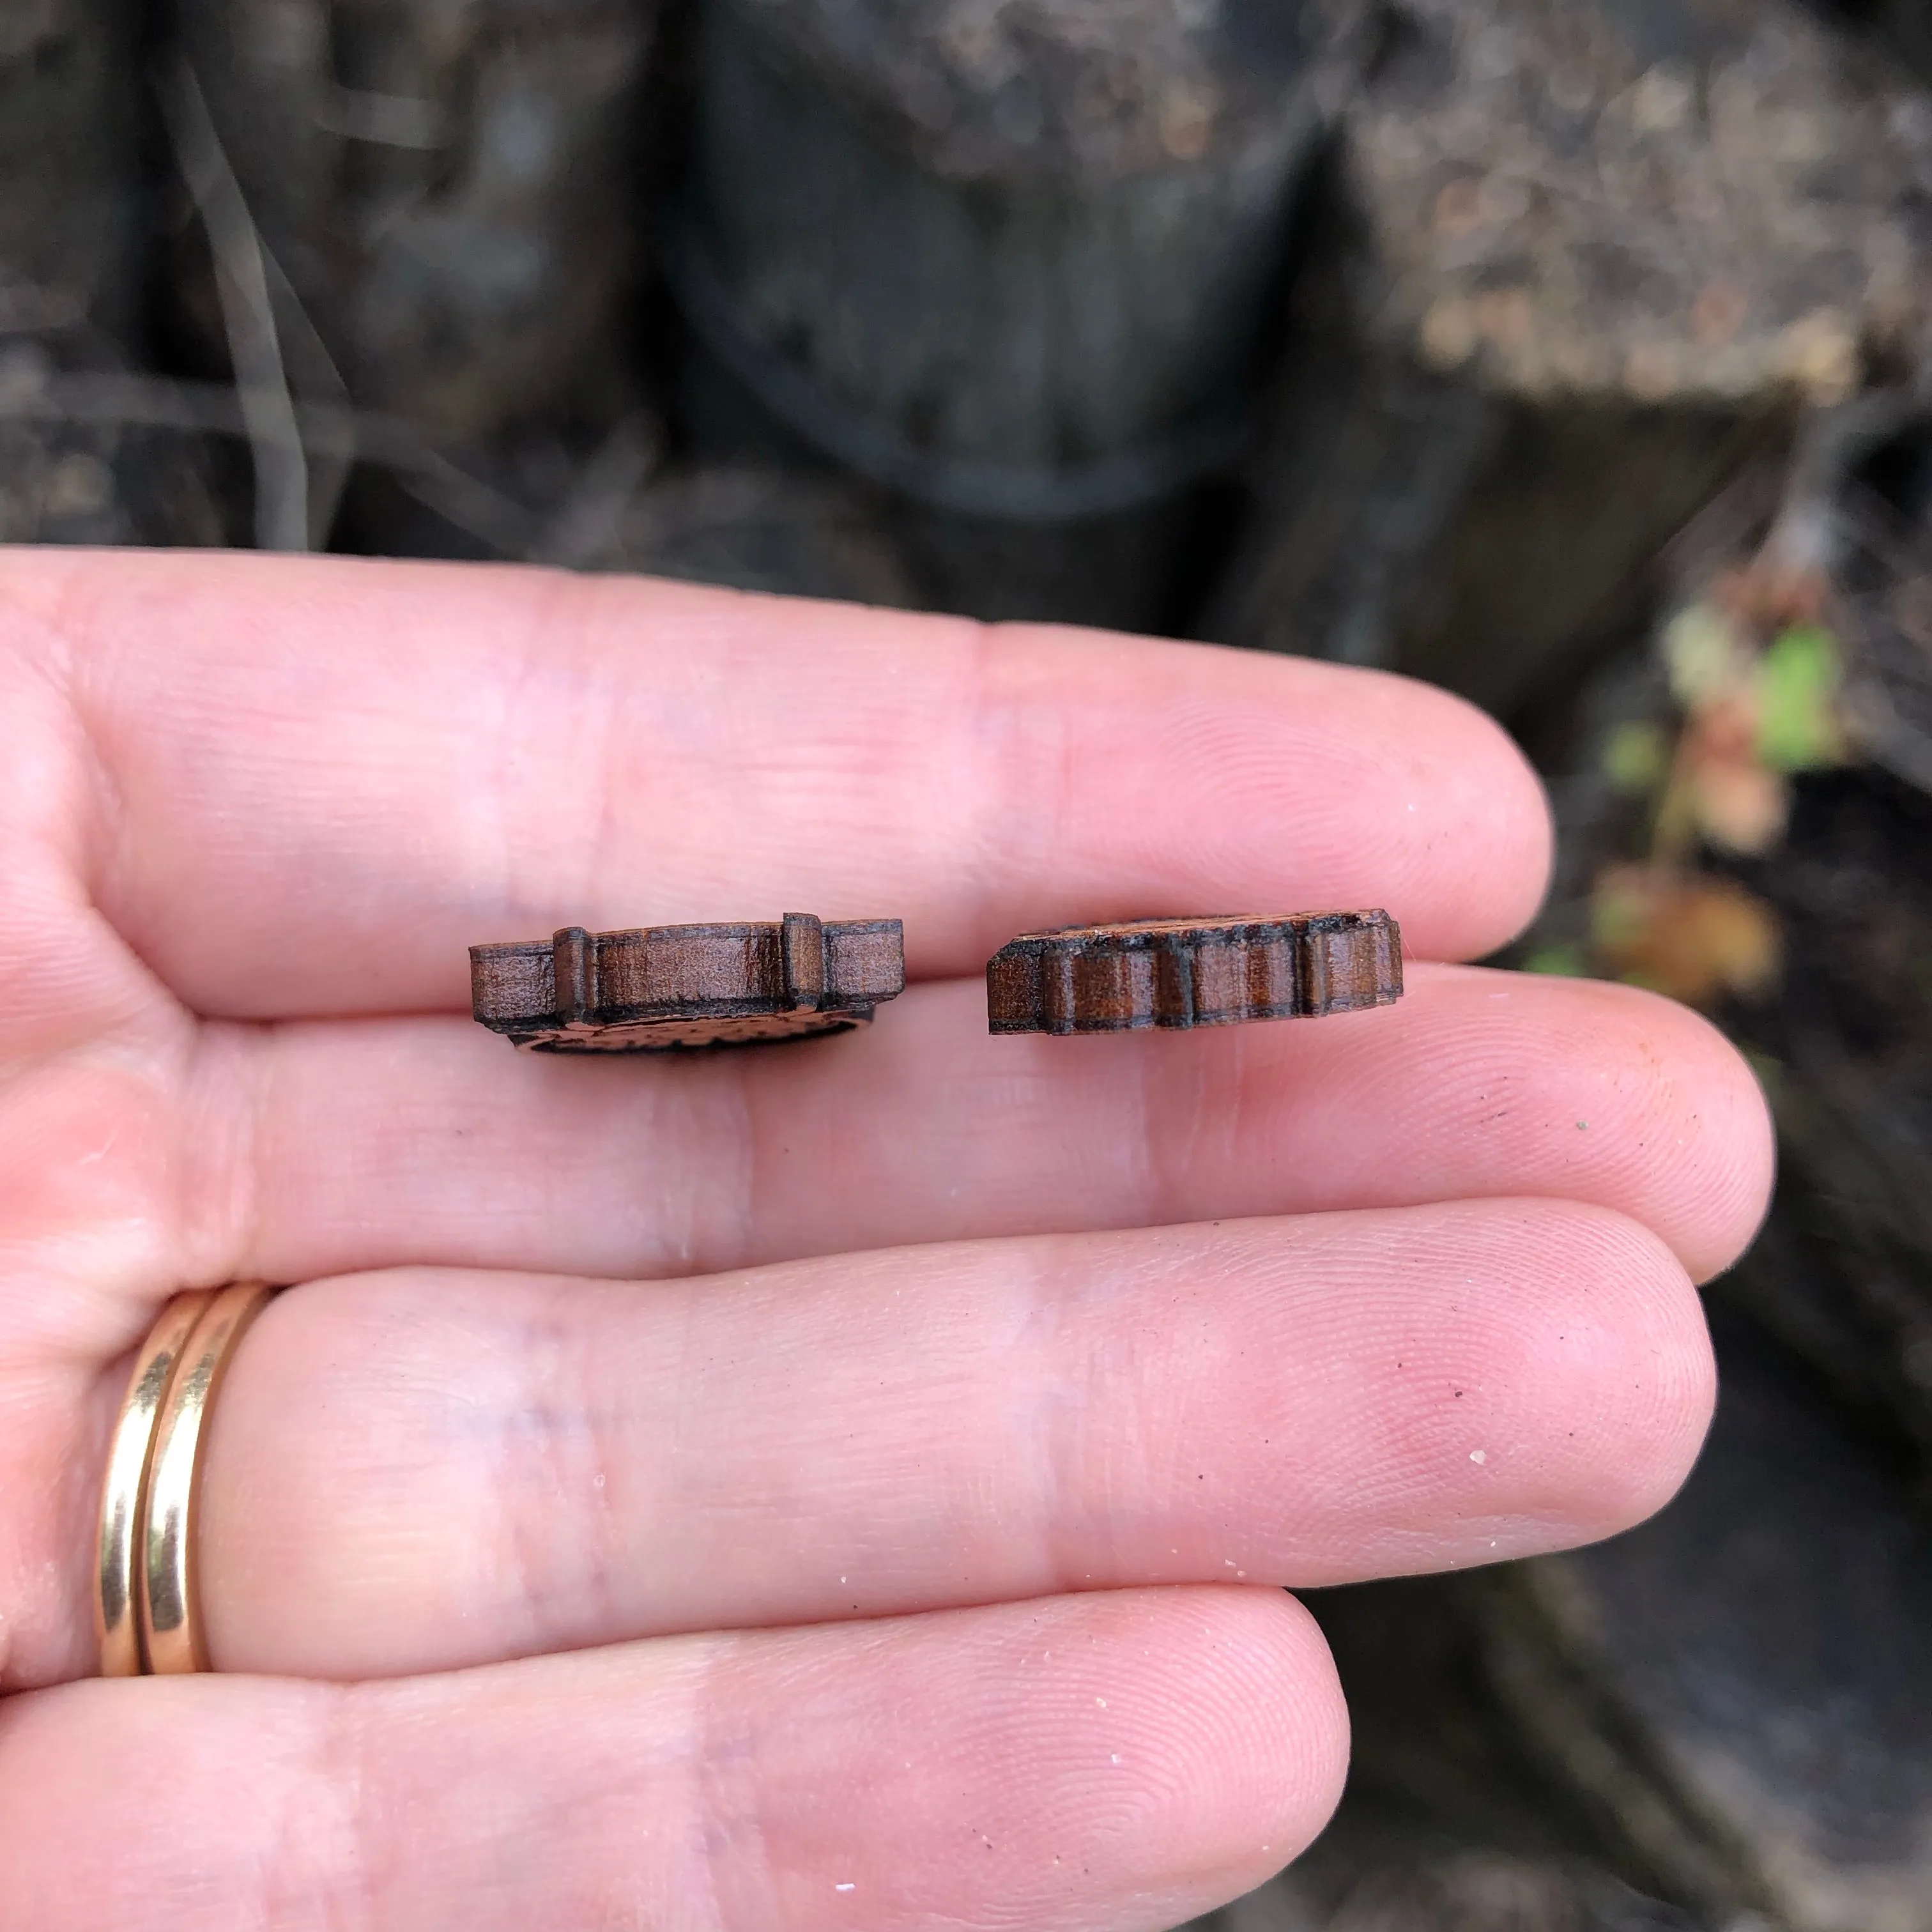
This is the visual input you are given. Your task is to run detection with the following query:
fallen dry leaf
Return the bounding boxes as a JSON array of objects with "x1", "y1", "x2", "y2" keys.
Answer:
[{"x1": 1591, "y1": 864, "x2": 1782, "y2": 1006}]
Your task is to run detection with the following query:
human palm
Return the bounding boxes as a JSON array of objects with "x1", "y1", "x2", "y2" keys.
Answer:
[{"x1": 0, "y1": 549, "x2": 1770, "y2": 1929}]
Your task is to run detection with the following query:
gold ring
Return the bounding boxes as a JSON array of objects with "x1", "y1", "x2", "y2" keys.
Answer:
[
  {"x1": 139, "y1": 1282, "x2": 275, "y2": 1675},
  {"x1": 95, "y1": 1290, "x2": 216, "y2": 1676}
]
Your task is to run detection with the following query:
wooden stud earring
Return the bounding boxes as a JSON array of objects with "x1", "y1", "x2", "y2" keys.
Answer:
[
  {"x1": 986, "y1": 912, "x2": 1402, "y2": 1036},
  {"x1": 471, "y1": 915, "x2": 905, "y2": 1051}
]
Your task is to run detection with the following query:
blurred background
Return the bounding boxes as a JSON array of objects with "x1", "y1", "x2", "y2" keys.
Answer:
[{"x1": 5, "y1": 0, "x2": 1931, "y2": 1924}]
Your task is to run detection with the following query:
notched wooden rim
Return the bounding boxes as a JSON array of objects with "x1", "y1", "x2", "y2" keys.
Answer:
[{"x1": 986, "y1": 909, "x2": 1402, "y2": 1035}]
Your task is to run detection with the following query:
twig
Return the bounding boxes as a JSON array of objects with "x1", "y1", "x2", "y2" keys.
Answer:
[
  {"x1": 533, "y1": 416, "x2": 663, "y2": 567},
  {"x1": 1843, "y1": 671, "x2": 1932, "y2": 799},
  {"x1": 157, "y1": 57, "x2": 309, "y2": 551},
  {"x1": 312, "y1": 87, "x2": 448, "y2": 151},
  {"x1": 0, "y1": 369, "x2": 534, "y2": 556},
  {"x1": 258, "y1": 246, "x2": 355, "y2": 548},
  {"x1": 1769, "y1": 388, "x2": 1932, "y2": 580}
]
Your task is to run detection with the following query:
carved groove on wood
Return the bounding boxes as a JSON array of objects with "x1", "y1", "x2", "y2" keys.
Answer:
[
  {"x1": 985, "y1": 912, "x2": 1402, "y2": 1036},
  {"x1": 471, "y1": 916, "x2": 904, "y2": 1052}
]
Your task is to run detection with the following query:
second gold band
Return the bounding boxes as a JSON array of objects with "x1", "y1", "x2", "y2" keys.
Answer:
[{"x1": 95, "y1": 1282, "x2": 273, "y2": 1676}]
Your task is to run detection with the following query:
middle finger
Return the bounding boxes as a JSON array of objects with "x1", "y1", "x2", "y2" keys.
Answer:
[
  {"x1": 194, "y1": 1196, "x2": 1713, "y2": 1680},
  {"x1": 173, "y1": 966, "x2": 1768, "y2": 1290}
]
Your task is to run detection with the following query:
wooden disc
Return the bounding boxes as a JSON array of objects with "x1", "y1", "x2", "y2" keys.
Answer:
[
  {"x1": 471, "y1": 915, "x2": 905, "y2": 1052},
  {"x1": 986, "y1": 912, "x2": 1402, "y2": 1035}
]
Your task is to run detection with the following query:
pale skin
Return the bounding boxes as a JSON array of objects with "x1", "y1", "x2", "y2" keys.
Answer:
[{"x1": 0, "y1": 548, "x2": 1772, "y2": 1929}]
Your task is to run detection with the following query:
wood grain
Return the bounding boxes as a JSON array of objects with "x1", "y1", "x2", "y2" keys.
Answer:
[
  {"x1": 471, "y1": 915, "x2": 904, "y2": 1052},
  {"x1": 986, "y1": 912, "x2": 1401, "y2": 1035}
]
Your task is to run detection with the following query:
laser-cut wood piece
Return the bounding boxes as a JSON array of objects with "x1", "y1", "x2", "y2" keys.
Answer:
[
  {"x1": 986, "y1": 912, "x2": 1401, "y2": 1035},
  {"x1": 471, "y1": 915, "x2": 904, "y2": 1052}
]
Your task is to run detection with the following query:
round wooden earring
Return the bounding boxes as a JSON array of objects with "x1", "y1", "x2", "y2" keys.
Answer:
[
  {"x1": 472, "y1": 914, "x2": 905, "y2": 1052},
  {"x1": 986, "y1": 911, "x2": 1402, "y2": 1035}
]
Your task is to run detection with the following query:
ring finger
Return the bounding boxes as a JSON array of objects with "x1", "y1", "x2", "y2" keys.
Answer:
[
  {"x1": 178, "y1": 1197, "x2": 1713, "y2": 1681},
  {"x1": 171, "y1": 964, "x2": 1770, "y2": 1291}
]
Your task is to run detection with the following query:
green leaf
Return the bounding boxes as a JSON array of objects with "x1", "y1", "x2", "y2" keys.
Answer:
[
  {"x1": 1588, "y1": 885, "x2": 1646, "y2": 951},
  {"x1": 1523, "y1": 944, "x2": 1588, "y2": 977},
  {"x1": 1756, "y1": 623, "x2": 1843, "y2": 772},
  {"x1": 1662, "y1": 602, "x2": 1742, "y2": 709},
  {"x1": 1602, "y1": 720, "x2": 1670, "y2": 794}
]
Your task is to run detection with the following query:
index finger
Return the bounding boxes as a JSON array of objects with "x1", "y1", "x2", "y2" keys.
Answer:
[{"x1": 3, "y1": 548, "x2": 1549, "y2": 1017}]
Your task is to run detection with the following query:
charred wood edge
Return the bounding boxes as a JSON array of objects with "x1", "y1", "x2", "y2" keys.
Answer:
[
  {"x1": 659, "y1": 213, "x2": 1252, "y2": 522},
  {"x1": 470, "y1": 916, "x2": 907, "y2": 1035},
  {"x1": 0, "y1": 372, "x2": 532, "y2": 553},
  {"x1": 985, "y1": 910, "x2": 1402, "y2": 1034}
]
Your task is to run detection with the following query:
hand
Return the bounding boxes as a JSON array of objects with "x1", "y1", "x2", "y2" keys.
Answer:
[{"x1": 0, "y1": 549, "x2": 1771, "y2": 1929}]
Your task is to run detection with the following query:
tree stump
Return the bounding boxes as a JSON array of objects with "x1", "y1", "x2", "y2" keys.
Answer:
[
  {"x1": 670, "y1": 0, "x2": 1365, "y2": 631},
  {"x1": 1208, "y1": 0, "x2": 1932, "y2": 717}
]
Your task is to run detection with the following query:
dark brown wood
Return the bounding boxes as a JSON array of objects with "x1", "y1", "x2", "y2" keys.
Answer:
[
  {"x1": 986, "y1": 912, "x2": 1400, "y2": 1036},
  {"x1": 471, "y1": 915, "x2": 903, "y2": 1052}
]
